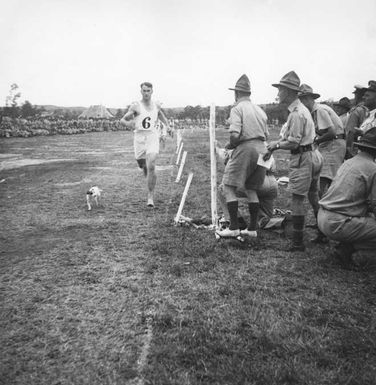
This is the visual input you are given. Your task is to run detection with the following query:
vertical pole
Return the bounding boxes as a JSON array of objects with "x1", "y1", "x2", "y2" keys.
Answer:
[
  {"x1": 176, "y1": 142, "x2": 184, "y2": 165},
  {"x1": 209, "y1": 103, "x2": 218, "y2": 227},
  {"x1": 176, "y1": 130, "x2": 182, "y2": 154},
  {"x1": 174, "y1": 172, "x2": 194, "y2": 224},
  {"x1": 175, "y1": 151, "x2": 187, "y2": 183}
]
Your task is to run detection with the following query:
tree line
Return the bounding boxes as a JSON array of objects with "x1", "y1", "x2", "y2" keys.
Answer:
[{"x1": 1, "y1": 84, "x2": 289, "y2": 124}]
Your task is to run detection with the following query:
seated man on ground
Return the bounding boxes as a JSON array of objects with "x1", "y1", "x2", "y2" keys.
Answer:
[{"x1": 318, "y1": 126, "x2": 376, "y2": 265}]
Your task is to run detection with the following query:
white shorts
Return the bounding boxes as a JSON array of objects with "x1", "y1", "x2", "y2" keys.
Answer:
[{"x1": 133, "y1": 131, "x2": 160, "y2": 160}]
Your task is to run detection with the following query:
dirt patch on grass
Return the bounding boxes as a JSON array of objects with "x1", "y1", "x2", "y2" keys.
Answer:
[
  {"x1": 0, "y1": 153, "x2": 23, "y2": 159},
  {"x1": 0, "y1": 158, "x2": 76, "y2": 171}
]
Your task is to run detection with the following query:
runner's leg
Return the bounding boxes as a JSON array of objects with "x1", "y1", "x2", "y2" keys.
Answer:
[
  {"x1": 136, "y1": 159, "x2": 147, "y2": 176},
  {"x1": 146, "y1": 152, "x2": 157, "y2": 207}
]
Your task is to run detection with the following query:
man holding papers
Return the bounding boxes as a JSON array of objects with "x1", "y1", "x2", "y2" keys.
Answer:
[{"x1": 266, "y1": 71, "x2": 323, "y2": 252}]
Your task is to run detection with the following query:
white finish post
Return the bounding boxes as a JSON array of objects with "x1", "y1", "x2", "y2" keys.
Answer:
[
  {"x1": 209, "y1": 103, "x2": 218, "y2": 227},
  {"x1": 175, "y1": 151, "x2": 187, "y2": 183},
  {"x1": 176, "y1": 142, "x2": 184, "y2": 165},
  {"x1": 176, "y1": 130, "x2": 182, "y2": 154},
  {"x1": 174, "y1": 172, "x2": 194, "y2": 224}
]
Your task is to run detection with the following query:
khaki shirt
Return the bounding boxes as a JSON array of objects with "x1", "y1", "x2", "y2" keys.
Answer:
[
  {"x1": 281, "y1": 99, "x2": 315, "y2": 146},
  {"x1": 312, "y1": 103, "x2": 344, "y2": 135},
  {"x1": 345, "y1": 103, "x2": 368, "y2": 135},
  {"x1": 359, "y1": 108, "x2": 376, "y2": 134},
  {"x1": 339, "y1": 113, "x2": 349, "y2": 128},
  {"x1": 319, "y1": 152, "x2": 376, "y2": 216},
  {"x1": 229, "y1": 97, "x2": 268, "y2": 141}
]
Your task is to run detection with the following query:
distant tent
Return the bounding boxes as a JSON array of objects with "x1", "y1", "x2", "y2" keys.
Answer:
[{"x1": 78, "y1": 105, "x2": 114, "y2": 119}]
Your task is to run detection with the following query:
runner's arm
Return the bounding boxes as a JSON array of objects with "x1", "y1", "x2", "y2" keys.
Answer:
[
  {"x1": 120, "y1": 104, "x2": 138, "y2": 129},
  {"x1": 158, "y1": 107, "x2": 172, "y2": 136},
  {"x1": 158, "y1": 108, "x2": 171, "y2": 130}
]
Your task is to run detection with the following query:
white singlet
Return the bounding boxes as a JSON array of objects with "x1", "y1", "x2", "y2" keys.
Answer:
[
  {"x1": 134, "y1": 101, "x2": 159, "y2": 132},
  {"x1": 133, "y1": 101, "x2": 160, "y2": 159}
]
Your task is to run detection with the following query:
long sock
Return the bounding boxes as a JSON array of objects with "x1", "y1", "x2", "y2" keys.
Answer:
[
  {"x1": 292, "y1": 215, "x2": 305, "y2": 246},
  {"x1": 248, "y1": 202, "x2": 260, "y2": 231},
  {"x1": 227, "y1": 201, "x2": 239, "y2": 230}
]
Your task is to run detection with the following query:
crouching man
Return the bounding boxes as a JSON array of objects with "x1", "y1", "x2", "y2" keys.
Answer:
[{"x1": 318, "y1": 126, "x2": 376, "y2": 264}]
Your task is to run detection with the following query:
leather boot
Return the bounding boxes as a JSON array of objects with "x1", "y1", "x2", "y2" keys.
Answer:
[
  {"x1": 285, "y1": 215, "x2": 305, "y2": 252},
  {"x1": 330, "y1": 243, "x2": 355, "y2": 268},
  {"x1": 311, "y1": 230, "x2": 329, "y2": 244}
]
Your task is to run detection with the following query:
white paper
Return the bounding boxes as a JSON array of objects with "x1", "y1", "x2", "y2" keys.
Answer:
[{"x1": 257, "y1": 153, "x2": 273, "y2": 169}]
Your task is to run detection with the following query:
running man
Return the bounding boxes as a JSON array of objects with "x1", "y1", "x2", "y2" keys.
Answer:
[{"x1": 121, "y1": 82, "x2": 170, "y2": 208}]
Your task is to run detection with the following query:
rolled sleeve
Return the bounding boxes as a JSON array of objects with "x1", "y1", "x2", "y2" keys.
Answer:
[
  {"x1": 286, "y1": 113, "x2": 303, "y2": 144},
  {"x1": 229, "y1": 107, "x2": 242, "y2": 134},
  {"x1": 316, "y1": 109, "x2": 332, "y2": 131}
]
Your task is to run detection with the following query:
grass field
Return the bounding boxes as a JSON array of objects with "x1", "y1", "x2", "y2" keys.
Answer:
[{"x1": 1, "y1": 128, "x2": 375, "y2": 385}]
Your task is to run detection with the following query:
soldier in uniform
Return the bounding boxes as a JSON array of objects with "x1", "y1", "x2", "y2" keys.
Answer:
[
  {"x1": 358, "y1": 80, "x2": 376, "y2": 135},
  {"x1": 216, "y1": 74, "x2": 269, "y2": 239},
  {"x1": 267, "y1": 71, "x2": 323, "y2": 252},
  {"x1": 298, "y1": 84, "x2": 346, "y2": 197},
  {"x1": 333, "y1": 97, "x2": 352, "y2": 128},
  {"x1": 345, "y1": 84, "x2": 368, "y2": 157},
  {"x1": 318, "y1": 126, "x2": 376, "y2": 265}
]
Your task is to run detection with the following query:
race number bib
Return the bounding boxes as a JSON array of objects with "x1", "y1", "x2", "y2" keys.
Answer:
[{"x1": 142, "y1": 117, "x2": 151, "y2": 129}]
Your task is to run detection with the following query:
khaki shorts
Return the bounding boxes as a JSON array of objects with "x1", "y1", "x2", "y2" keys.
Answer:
[
  {"x1": 134, "y1": 131, "x2": 159, "y2": 160},
  {"x1": 318, "y1": 208, "x2": 376, "y2": 252},
  {"x1": 222, "y1": 140, "x2": 267, "y2": 190},
  {"x1": 288, "y1": 149, "x2": 323, "y2": 196},
  {"x1": 318, "y1": 138, "x2": 346, "y2": 180}
]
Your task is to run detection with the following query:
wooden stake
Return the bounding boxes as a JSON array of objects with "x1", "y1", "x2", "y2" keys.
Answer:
[
  {"x1": 175, "y1": 151, "x2": 187, "y2": 183},
  {"x1": 209, "y1": 103, "x2": 218, "y2": 227},
  {"x1": 176, "y1": 130, "x2": 182, "y2": 154},
  {"x1": 176, "y1": 142, "x2": 184, "y2": 165},
  {"x1": 174, "y1": 172, "x2": 194, "y2": 224}
]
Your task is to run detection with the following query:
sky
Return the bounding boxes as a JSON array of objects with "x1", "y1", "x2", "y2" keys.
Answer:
[{"x1": 0, "y1": 0, "x2": 375, "y2": 108}]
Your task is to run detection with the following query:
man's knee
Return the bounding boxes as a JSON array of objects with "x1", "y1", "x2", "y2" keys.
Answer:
[
  {"x1": 146, "y1": 157, "x2": 157, "y2": 172},
  {"x1": 147, "y1": 162, "x2": 156, "y2": 173},
  {"x1": 245, "y1": 189, "x2": 259, "y2": 202},
  {"x1": 223, "y1": 184, "x2": 238, "y2": 201}
]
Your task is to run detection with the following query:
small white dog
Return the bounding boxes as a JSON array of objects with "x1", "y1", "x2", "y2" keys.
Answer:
[{"x1": 86, "y1": 186, "x2": 102, "y2": 211}]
